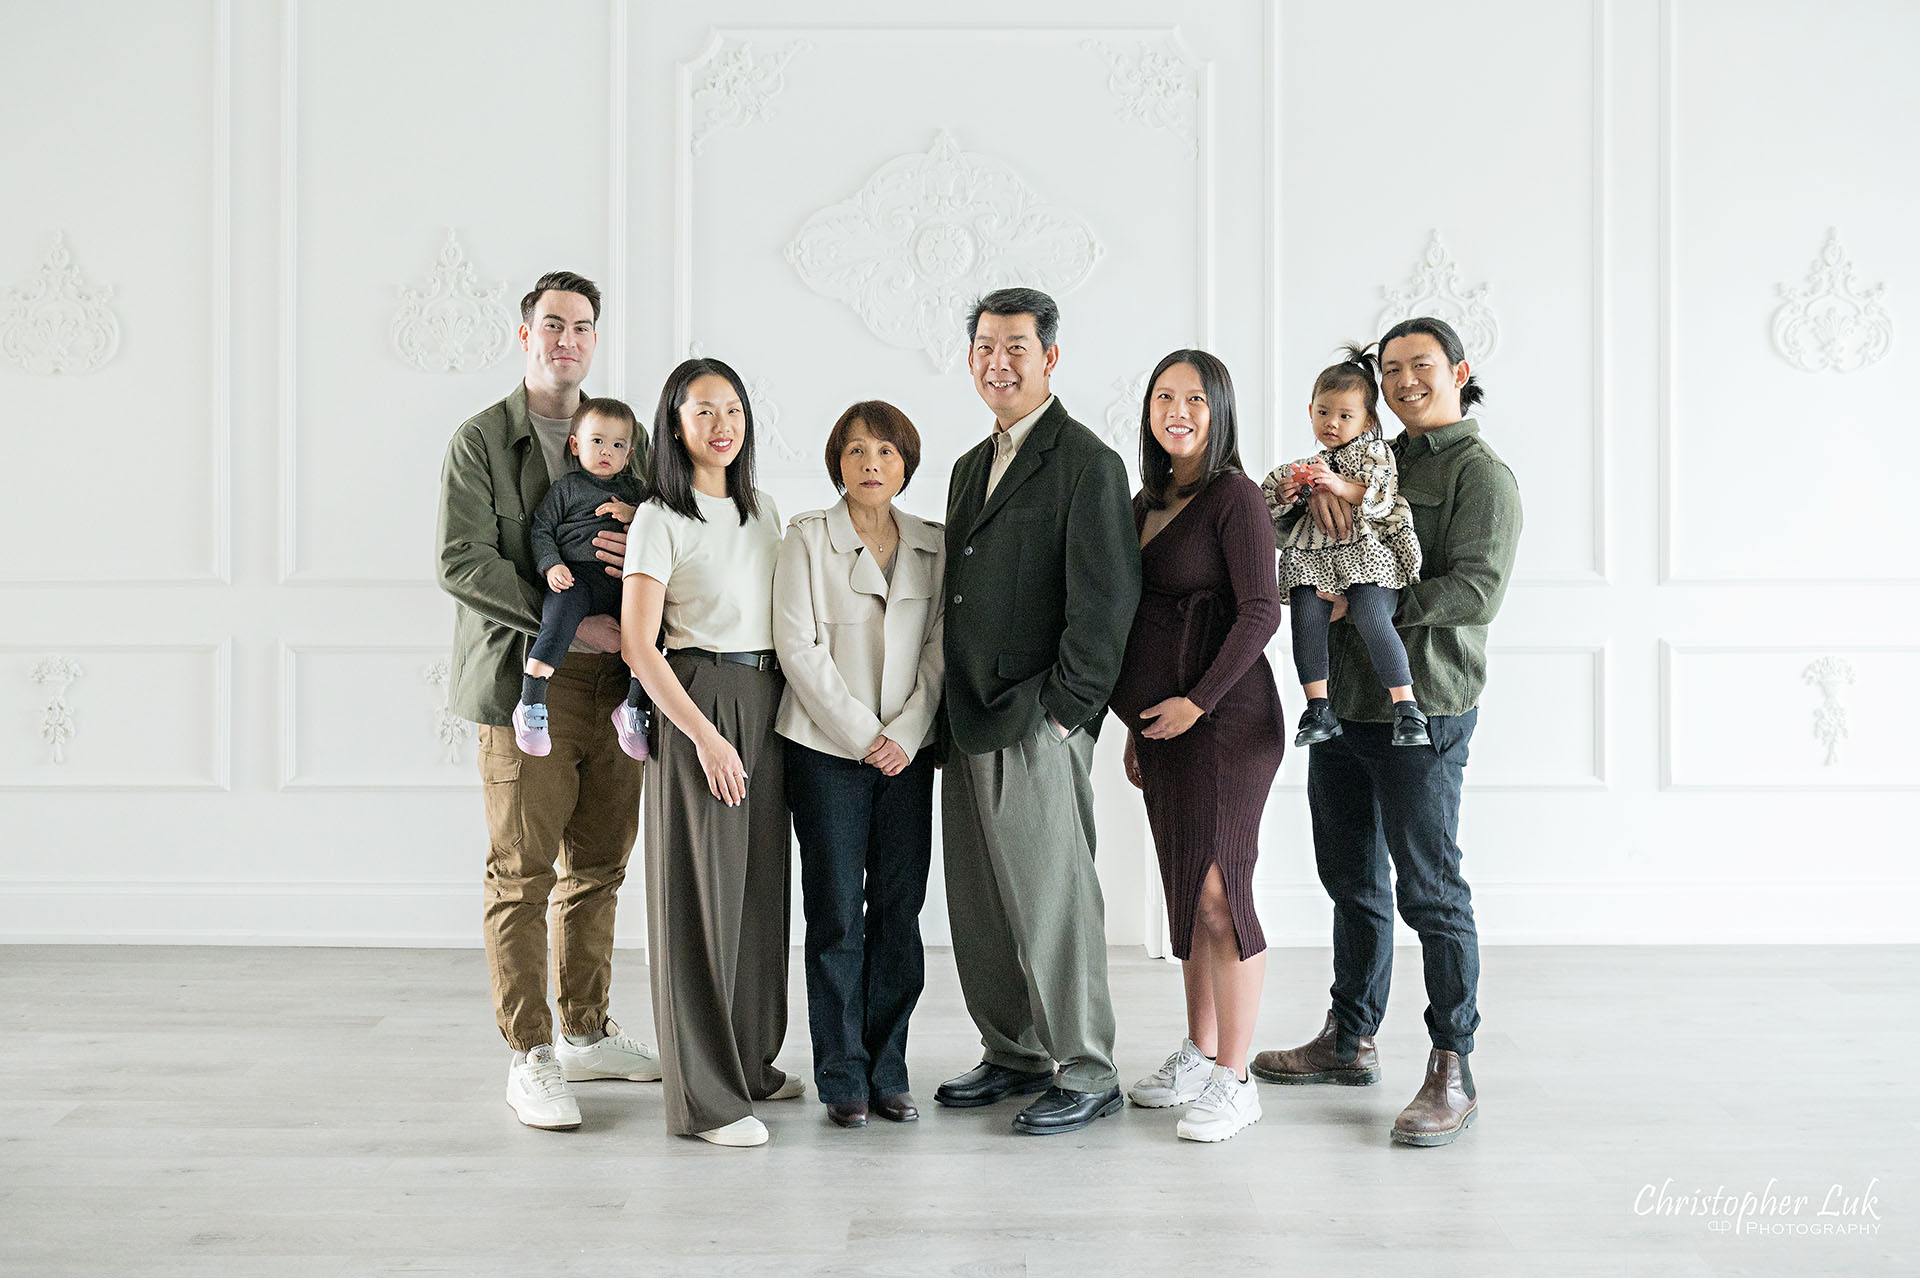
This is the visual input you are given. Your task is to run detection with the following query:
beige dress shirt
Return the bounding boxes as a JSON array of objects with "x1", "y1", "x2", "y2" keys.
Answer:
[
  {"x1": 984, "y1": 394, "x2": 1056, "y2": 500},
  {"x1": 772, "y1": 499, "x2": 946, "y2": 762}
]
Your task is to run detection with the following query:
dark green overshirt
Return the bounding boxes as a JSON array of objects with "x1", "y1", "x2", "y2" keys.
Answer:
[
  {"x1": 434, "y1": 383, "x2": 650, "y2": 725},
  {"x1": 1280, "y1": 418, "x2": 1522, "y2": 722}
]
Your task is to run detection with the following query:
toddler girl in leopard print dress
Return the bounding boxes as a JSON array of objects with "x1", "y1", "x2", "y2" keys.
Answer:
[{"x1": 1261, "y1": 346, "x2": 1428, "y2": 749}]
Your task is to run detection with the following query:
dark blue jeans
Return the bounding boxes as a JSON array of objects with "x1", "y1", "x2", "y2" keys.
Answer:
[
  {"x1": 1308, "y1": 709, "x2": 1480, "y2": 1056},
  {"x1": 785, "y1": 741, "x2": 934, "y2": 1104}
]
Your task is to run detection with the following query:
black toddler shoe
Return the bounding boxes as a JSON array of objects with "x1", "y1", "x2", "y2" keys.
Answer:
[
  {"x1": 1294, "y1": 699, "x2": 1342, "y2": 748},
  {"x1": 1392, "y1": 700, "x2": 1431, "y2": 747}
]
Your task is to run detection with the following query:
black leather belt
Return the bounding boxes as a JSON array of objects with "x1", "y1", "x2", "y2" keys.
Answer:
[{"x1": 678, "y1": 648, "x2": 780, "y2": 673}]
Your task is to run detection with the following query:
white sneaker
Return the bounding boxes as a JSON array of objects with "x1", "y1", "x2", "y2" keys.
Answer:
[
  {"x1": 766, "y1": 1073, "x2": 805, "y2": 1100},
  {"x1": 1127, "y1": 1037, "x2": 1211, "y2": 1108},
  {"x1": 696, "y1": 1115, "x2": 768, "y2": 1147},
  {"x1": 1176, "y1": 1065, "x2": 1262, "y2": 1142},
  {"x1": 555, "y1": 1019, "x2": 663, "y2": 1081},
  {"x1": 506, "y1": 1045, "x2": 581, "y2": 1130}
]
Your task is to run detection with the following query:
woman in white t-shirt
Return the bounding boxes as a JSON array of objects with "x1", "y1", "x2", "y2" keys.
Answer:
[{"x1": 621, "y1": 357, "x2": 798, "y2": 1148}]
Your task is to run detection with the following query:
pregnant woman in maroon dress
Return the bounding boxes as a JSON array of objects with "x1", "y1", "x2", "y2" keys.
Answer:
[{"x1": 1109, "y1": 349, "x2": 1285, "y2": 1143}]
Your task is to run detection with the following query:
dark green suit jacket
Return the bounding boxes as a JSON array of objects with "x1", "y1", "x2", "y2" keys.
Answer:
[{"x1": 942, "y1": 397, "x2": 1142, "y2": 755}]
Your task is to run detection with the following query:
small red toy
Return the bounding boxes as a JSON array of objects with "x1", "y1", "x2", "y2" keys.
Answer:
[{"x1": 1288, "y1": 461, "x2": 1319, "y2": 490}]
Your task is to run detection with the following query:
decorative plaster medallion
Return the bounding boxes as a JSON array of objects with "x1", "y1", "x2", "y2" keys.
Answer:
[
  {"x1": 1801, "y1": 656, "x2": 1854, "y2": 767},
  {"x1": 1, "y1": 234, "x2": 120, "y2": 375},
  {"x1": 424, "y1": 658, "x2": 472, "y2": 765},
  {"x1": 1104, "y1": 369, "x2": 1152, "y2": 461},
  {"x1": 1082, "y1": 39, "x2": 1198, "y2": 155},
  {"x1": 392, "y1": 230, "x2": 517, "y2": 374},
  {"x1": 785, "y1": 131, "x2": 1105, "y2": 373},
  {"x1": 31, "y1": 657, "x2": 82, "y2": 765},
  {"x1": 1772, "y1": 229, "x2": 1892, "y2": 373},
  {"x1": 685, "y1": 342, "x2": 805, "y2": 465},
  {"x1": 1377, "y1": 231, "x2": 1499, "y2": 363},
  {"x1": 689, "y1": 38, "x2": 808, "y2": 156}
]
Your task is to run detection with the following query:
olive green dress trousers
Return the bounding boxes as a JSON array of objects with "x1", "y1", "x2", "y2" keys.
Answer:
[
  {"x1": 941, "y1": 721, "x2": 1119, "y2": 1093},
  {"x1": 646, "y1": 651, "x2": 793, "y2": 1136}
]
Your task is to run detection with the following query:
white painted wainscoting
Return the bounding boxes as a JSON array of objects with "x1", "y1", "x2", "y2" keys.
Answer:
[{"x1": 2, "y1": 0, "x2": 1915, "y2": 948}]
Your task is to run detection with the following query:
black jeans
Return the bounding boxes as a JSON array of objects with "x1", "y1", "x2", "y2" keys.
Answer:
[
  {"x1": 528, "y1": 560, "x2": 623, "y2": 671},
  {"x1": 785, "y1": 741, "x2": 935, "y2": 1104},
  {"x1": 1308, "y1": 709, "x2": 1480, "y2": 1055}
]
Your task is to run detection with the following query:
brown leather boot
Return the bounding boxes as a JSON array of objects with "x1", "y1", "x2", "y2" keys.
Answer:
[
  {"x1": 1390, "y1": 1049, "x2": 1477, "y2": 1146},
  {"x1": 1248, "y1": 1011, "x2": 1380, "y2": 1086}
]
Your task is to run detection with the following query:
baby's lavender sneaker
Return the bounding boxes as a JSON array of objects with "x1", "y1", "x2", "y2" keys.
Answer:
[
  {"x1": 610, "y1": 703, "x2": 650, "y2": 762},
  {"x1": 513, "y1": 701, "x2": 552, "y2": 756}
]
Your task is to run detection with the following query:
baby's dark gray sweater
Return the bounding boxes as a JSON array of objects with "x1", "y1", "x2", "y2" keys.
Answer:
[{"x1": 530, "y1": 468, "x2": 644, "y2": 574}]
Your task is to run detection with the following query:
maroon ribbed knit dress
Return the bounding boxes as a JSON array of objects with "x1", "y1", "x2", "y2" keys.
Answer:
[{"x1": 1108, "y1": 472, "x2": 1285, "y2": 960}]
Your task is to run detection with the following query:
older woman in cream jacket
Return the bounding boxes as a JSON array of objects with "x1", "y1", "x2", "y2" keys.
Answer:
[{"x1": 773, "y1": 400, "x2": 945, "y2": 1131}]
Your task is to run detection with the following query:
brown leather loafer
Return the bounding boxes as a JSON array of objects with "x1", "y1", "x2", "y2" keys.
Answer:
[
  {"x1": 1249, "y1": 1011, "x2": 1380, "y2": 1085},
  {"x1": 1391, "y1": 1049, "x2": 1477, "y2": 1146},
  {"x1": 870, "y1": 1092, "x2": 919, "y2": 1123},
  {"x1": 826, "y1": 1100, "x2": 868, "y2": 1128}
]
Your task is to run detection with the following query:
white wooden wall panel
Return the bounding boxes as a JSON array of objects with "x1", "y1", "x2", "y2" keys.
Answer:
[{"x1": 1, "y1": 0, "x2": 1916, "y2": 949}]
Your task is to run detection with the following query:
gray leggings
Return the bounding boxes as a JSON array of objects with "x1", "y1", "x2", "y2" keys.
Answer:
[{"x1": 1289, "y1": 584, "x2": 1413, "y2": 692}]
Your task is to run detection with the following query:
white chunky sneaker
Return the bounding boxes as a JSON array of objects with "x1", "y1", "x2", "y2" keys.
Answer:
[
  {"x1": 696, "y1": 1115, "x2": 768, "y2": 1147},
  {"x1": 1176, "y1": 1065, "x2": 1262, "y2": 1143},
  {"x1": 506, "y1": 1045, "x2": 581, "y2": 1130},
  {"x1": 766, "y1": 1073, "x2": 805, "y2": 1100},
  {"x1": 555, "y1": 1019, "x2": 663, "y2": 1082},
  {"x1": 1127, "y1": 1037, "x2": 1212, "y2": 1108}
]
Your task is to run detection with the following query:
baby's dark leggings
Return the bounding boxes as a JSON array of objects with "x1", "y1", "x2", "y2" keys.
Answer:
[{"x1": 1289, "y1": 583, "x2": 1414, "y2": 691}]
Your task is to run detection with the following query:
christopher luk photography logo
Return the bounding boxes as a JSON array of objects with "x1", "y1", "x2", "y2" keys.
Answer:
[{"x1": 1634, "y1": 1178, "x2": 1884, "y2": 1238}]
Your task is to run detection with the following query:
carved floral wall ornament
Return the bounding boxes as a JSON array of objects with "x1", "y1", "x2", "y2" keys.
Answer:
[
  {"x1": 785, "y1": 131, "x2": 1105, "y2": 373},
  {"x1": 391, "y1": 230, "x2": 517, "y2": 374},
  {"x1": 1, "y1": 234, "x2": 121, "y2": 375},
  {"x1": 689, "y1": 38, "x2": 809, "y2": 156},
  {"x1": 1082, "y1": 38, "x2": 1198, "y2": 155},
  {"x1": 685, "y1": 341, "x2": 805, "y2": 465},
  {"x1": 1801, "y1": 656, "x2": 1855, "y2": 767},
  {"x1": 1771, "y1": 229, "x2": 1892, "y2": 373},
  {"x1": 1104, "y1": 369, "x2": 1151, "y2": 461},
  {"x1": 423, "y1": 658, "x2": 472, "y2": 765},
  {"x1": 31, "y1": 657, "x2": 83, "y2": 765},
  {"x1": 1377, "y1": 230, "x2": 1500, "y2": 364}
]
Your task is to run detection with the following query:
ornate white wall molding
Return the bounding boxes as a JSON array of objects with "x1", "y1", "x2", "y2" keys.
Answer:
[
  {"x1": 1, "y1": 234, "x2": 120, "y2": 375},
  {"x1": 391, "y1": 230, "x2": 517, "y2": 374},
  {"x1": 785, "y1": 131, "x2": 1104, "y2": 373},
  {"x1": 1082, "y1": 38, "x2": 1198, "y2": 155},
  {"x1": 688, "y1": 36, "x2": 808, "y2": 157},
  {"x1": 1104, "y1": 368, "x2": 1151, "y2": 460},
  {"x1": 30, "y1": 657, "x2": 83, "y2": 765},
  {"x1": 1771, "y1": 229, "x2": 1892, "y2": 373},
  {"x1": 1378, "y1": 230, "x2": 1499, "y2": 363},
  {"x1": 422, "y1": 658, "x2": 471, "y2": 766},
  {"x1": 1802, "y1": 656, "x2": 1855, "y2": 767}
]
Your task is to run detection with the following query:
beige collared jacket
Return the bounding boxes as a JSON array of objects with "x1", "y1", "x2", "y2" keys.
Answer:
[{"x1": 772, "y1": 498, "x2": 946, "y2": 763}]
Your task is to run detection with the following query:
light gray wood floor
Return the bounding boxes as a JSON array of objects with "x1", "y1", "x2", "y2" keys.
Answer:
[{"x1": 1, "y1": 944, "x2": 1912, "y2": 1277}]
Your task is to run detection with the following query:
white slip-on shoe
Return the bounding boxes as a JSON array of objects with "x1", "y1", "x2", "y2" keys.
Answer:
[
  {"x1": 695, "y1": 1115, "x2": 768, "y2": 1147},
  {"x1": 766, "y1": 1073, "x2": 805, "y2": 1100},
  {"x1": 1127, "y1": 1038, "x2": 1211, "y2": 1108},
  {"x1": 1176, "y1": 1065, "x2": 1262, "y2": 1143},
  {"x1": 555, "y1": 1019, "x2": 663, "y2": 1082},
  {"x1": 506, "y1": 1045, "x2": 581, "y2": 1130}
]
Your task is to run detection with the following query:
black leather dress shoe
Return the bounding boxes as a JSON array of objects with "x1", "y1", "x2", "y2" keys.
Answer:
[
  {"x1": 826, "y1": 1100, "x2": 868, "y2": 1128},
  {"x1": 1011, "y1": 1084, "x2": 1124, "y2": 1135},
  {"x1": 1391, "y1": 700, "x2": 1431, "y2": 747},
  {"x1": 933, "y1": 1061, "x2": 1056, "y2": 1108},
  {"x1": 1294, "y1": 700, "x2": 1342, "y2": 748},
  {"x1": 870, "y1": 1092, "x2": 919, "y2": 1123}
]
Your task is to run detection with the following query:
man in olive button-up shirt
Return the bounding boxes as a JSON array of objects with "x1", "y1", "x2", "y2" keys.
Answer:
[{"x1": 1252, "y1": 317, "x2": 1521, "y2": 1150}]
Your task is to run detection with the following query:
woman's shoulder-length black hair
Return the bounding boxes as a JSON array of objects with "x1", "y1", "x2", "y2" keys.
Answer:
[
  {"x1": 1137, "y1": 348, "x2": 1245, "y2": 510},
  {"x1": 646, "y1": 356, "x2": 761, "y2": 525}
]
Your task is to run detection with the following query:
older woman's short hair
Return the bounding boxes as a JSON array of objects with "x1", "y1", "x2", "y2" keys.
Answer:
[{"x1": 824, "y1": 400, "x2": 922, "y2": 493}]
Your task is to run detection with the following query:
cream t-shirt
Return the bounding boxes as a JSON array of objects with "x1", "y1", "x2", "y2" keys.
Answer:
[{"x1": 624, "y1": 488, "x2": 783, "y2": 652}]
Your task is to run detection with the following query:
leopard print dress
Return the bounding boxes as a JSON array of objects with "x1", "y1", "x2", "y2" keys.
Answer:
[{"x1": 1261, "y1": 432, "x2": 1422, "y2": 595}]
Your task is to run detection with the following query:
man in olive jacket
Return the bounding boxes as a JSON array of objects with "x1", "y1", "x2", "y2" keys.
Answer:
[
  {"x1": 933, "y1": 287, "x2": 1142, "y2": 1135},
  {"x1": 435, "y1": 270, "x2": 659, "y2": 1132}
]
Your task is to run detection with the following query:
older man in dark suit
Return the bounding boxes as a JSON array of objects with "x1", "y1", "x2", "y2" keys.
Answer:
[{"x1": 933, "y1": 287, "x2": 1142, "y2": 1135}]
